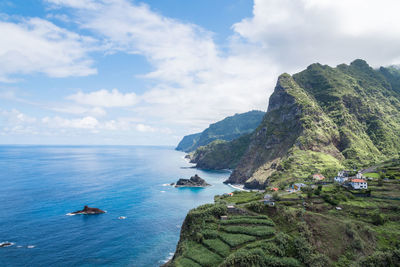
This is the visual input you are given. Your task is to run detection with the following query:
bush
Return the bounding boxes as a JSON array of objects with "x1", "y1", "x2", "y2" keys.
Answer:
[
  {"x1": 359, "y1": 249, "x2": 400, "y2": 267},
  {"x1": 246, "y1": 201, "x2": 265, "y2": 213},
  {"x1": 372, "y1": 212, "x2": 386, "y2": 225},
  {"x1": 272, "y1": 192, "x2": 280, "y2": 200}
]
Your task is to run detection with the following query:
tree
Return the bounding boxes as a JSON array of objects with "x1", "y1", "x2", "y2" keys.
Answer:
[{"x1": 272, "y1": 192, "x2": 280, "y2": 201}]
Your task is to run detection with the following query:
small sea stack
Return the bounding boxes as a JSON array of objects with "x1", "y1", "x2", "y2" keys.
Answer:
[
  {"x1": 0, "y1": 242, "x2": 14, "y2": 248},
  {"x1": 70, "y1": 205, "x2": 106, "y2": 215},
  {"x1": 174, "y1": 174, "x2": 210, "y2": 188}
]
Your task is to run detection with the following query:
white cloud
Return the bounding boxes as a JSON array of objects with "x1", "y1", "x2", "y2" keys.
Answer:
[
  {"x1": 50, "y1": 105, "x2": 106, "y2": 117},
  {"x1": 42, "y1": 116, "x2": 99, "y2": 129},
  {"x1": 233, "y1": 0, "x2": 400, "y2": 70},
  {"x1": 0, "y1": 17, "x2": 96, "y2": 82},
  {"x1": 6, "y1": 0, "x2": 400, "y2": 144},
  {"x1": 67, "y1": 89, "x2": 138, "y2": 107},
  {"x1": 136, "y1": 123, "x2": 155, "y2": 133},
  {"x1": 47, "y1": 0, "x2": 274, "y2": 129},
  {"x1": 46, "y1": 0, "x2": 99, "y2": 10}
]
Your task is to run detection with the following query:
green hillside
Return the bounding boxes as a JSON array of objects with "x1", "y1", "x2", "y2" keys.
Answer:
[
  {"x1": 166, "y1": 180, "x2": 400, "y2": 267},
  {"x1": 176, "y1": 110, "x2": 265, "y2": 153},
  {"x1": 221, "y1": 60, "x2": 400, "y2": 189}
]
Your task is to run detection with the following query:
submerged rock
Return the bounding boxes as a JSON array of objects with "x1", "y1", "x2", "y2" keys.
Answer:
[
  {"x1": 70, "y1": 205, "x2": 105, "y2": 215},
  {"x1": 175, "y1": 174, "x2": 210, "y2": 187}
]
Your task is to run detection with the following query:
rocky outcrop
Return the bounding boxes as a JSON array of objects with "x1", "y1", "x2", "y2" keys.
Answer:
[
  {"x1": 71, "y1": 205, "x2": 106, "y2": 215},
  {"x1": 0, "y1": 242, "x2": 14, "y2": 248},
  {"x1": 174, "y1": 174, "x2": 210, "y2": 187}
]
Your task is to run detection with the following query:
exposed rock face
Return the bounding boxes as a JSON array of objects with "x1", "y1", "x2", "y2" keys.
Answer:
[
  {"x1": 175, "y1": 174, "x2": 210, "y2": 187},
  {"x1": 225, "y1": 60, "x2": 400, "y2": 189},
  {"x1": 71, "y1": 205, "x2": 106, "y2": 215}
]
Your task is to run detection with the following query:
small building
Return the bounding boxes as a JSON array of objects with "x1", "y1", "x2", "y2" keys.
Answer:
[
  {"x1": 293, "y1": 183, "x2": 306, "y2": 190},
  {"x1": 223, "y1": 192, "x2": 234, "y2": 197},
  {"x1": 270, "y1": 187, "x2": 279, "y2": 192},
  {"x1": 227, "y1": 205, "x2": 235, "y2": 211},
  {"x1": 350, "y1": 179, "x2": 368, "y2": 190},
  {"x1": 264, "y1": 200, "x2": 275, "y2": 206},
  {"x1": 356, "y1": 172, "x2": 363, "y2": 179},
  {"x1": 264, "y1": 194, "x2": 272, "y2": 200},
  {"x1": 313, "y1": 173, "x2": 325, "y2": 181},
  {"x1": 220, "y1": 215, "x2": 228, "y2": 220},
  {"x1": 334, "y1": 176, "x2": 348, "y2": 184}
]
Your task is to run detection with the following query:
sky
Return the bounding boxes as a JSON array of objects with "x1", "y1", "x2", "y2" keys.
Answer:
[{"x1": 1, "y1": 0, "x2": 400, "y2": 145}]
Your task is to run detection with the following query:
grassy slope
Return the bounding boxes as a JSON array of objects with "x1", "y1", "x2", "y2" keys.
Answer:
[{"x1": 167, "y1": 181, "x2": 400, "y2": 267}]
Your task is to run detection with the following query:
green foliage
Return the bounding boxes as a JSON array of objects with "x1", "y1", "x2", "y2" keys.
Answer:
[
  {"x1": 222, "y1": 225, "x2": 275, "y2": 238},
  {"x1": 219, "y1": 248, "x2": 302, "y2": 267},
  {"x1": 202, "y1": 238, "x2": 231, "y2": 257},
  {"x1": 245, "y1": 201, "x2": 265, "y2": 213},
  {"x1": 359, "y1": 249, "x2": 400, "y2": 267},
  {"x1": 181, "y1": 241, "x2": 223, "y2": 266},
  {"x1": 220, "y1": 217, "x2": 275, "y2": 226},
  {"x1": 372, "y1": 211, "x2": 387, "y2": 226},
  {"x1": 218, "y1": 232, "x2": 257, "y2": 247},
  {"x1": 176, "y1": 110, "x2": 265, "y2": 152},
  {"x1": 272, "y1": 192, "x2": 280, "y2": 200}
]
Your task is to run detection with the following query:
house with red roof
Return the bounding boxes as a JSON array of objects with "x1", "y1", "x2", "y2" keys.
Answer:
[
  {"x1": 313, "y1": 173, "x2": 325, "y2": 181},
  {"x1": 350, "y1": 179, "x2": 368, "y2": 190}
]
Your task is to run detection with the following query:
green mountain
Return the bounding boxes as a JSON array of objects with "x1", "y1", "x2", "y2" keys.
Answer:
[
  {"x1": 189, "y1": 134, "x2": 252, "y2": 170},
  {"x1": 208, "y1": 59, "x2": 400, "y2": 189},
  {"x1": 176, "y1": 110, "x2": 265, "y2": 153}
]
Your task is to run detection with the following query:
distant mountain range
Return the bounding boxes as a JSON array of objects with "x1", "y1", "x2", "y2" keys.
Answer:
[{"x1": 175, "y1": 110, "x2": 265, "y2": 153}]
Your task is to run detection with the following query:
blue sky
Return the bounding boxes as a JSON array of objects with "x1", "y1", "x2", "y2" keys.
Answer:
[{"x1": 1, "y1": 0, "x2": 400, "y2": 145}]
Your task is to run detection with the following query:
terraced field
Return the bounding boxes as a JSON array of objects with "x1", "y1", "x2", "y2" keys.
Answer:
[{"x1": 173, "y1": 214, "x2": 294, "y2": 267}]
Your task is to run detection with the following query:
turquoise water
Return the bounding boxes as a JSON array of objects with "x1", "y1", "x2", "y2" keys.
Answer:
[{"x1": 0, "y1": 146, "x2": 233, "y2": 266}]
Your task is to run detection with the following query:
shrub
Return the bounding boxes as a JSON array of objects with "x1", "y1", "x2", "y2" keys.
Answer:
[
  {"x1": 359, "y1": 249, "x2": 400, "y2": 267},
  {"x1": 273, "y1": 192, "x2": 280, "y2": 200},
  {"x1": 246, "y1": 201, "x2": 265, "y2": 213},
  {"x1": 371, "y1": 212, "x2": 386, "y2": 225}
]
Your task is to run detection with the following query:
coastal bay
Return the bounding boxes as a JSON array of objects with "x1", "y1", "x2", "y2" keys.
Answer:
[{"x1": 0, "y1": 146, "x2": 233, "y2": 266}]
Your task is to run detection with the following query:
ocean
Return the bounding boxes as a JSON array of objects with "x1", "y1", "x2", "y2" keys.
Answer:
[{"x1": 0, "y1": 146, "x2": 234, "y2": 266}]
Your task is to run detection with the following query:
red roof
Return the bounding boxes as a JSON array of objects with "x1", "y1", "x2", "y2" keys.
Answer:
[
  {"x1": 351, "y1": 179, "x2": 366, "y2": 183},
  {"x1": 271, "y1": 187, "x2": 279, "y2": 191},
  {"x1": 313, "y1": 174, "x2": 325, "y2": 180}
]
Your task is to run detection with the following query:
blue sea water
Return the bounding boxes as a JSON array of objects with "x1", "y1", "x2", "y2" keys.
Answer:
[{"x1": 0, "y1": 146, "x2": 234, "y2": 266}]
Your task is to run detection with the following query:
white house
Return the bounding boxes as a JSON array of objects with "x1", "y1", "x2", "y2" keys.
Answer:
[
  {"x1": 334, "y1": 176, "x2": 348, "y2": 184},
  {"x1": 356, "y1": 172, "x2": 363, "y2": 179},
  {"x1": 350, "y1": 179, "x2": 368, "y2": 190},
  {"x1": 293, "y1": 183, "x2": 306, "y2": 190}
]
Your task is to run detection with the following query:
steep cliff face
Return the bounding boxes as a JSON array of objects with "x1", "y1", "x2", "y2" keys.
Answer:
[
  {"x1": 226, "y1": 60, "x2": 400, "y2": 189},
  {"x1": 189, "y1": 134, "x2": 251, "y2": 170},
  {"x1": 176, "y1": 110, "x2": 265, "y2": 152}
]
